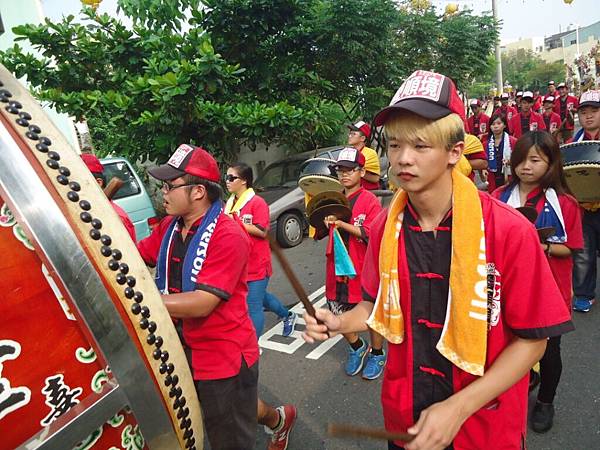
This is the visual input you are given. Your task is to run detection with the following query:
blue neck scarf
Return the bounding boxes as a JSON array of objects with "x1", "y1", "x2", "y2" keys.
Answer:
[
  {"x1": 487, "y1": 132, "x2": 511, "y2": 173},
  {"x1": 499, "y1": 185, "x2": 567, "y2": 243},
  {"x1": 573, "y1": 128, "x2": 586, "y2": 142},
  {"x1": 155, "y1": 200, "x2": 223, "y2": 294}
]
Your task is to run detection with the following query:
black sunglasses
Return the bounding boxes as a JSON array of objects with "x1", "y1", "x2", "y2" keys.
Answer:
[{"x1": 225, "y1": 174, "x2": 241, "y2": 182}]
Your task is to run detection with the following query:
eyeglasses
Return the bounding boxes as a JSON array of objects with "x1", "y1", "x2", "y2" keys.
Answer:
[
  {"x1": 335, "y1": 166, "x2": 360, "y2": 173},
  {"x1": 225, "y1": 175, "x2": 240, "y2": 182},
  {"x1": 161, "y1": 181, "x2": 198, "y2": 193}
]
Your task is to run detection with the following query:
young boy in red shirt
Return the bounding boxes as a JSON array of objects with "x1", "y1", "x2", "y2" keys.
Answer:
[
  {"x1": 542, "y1": 96, "x2": 562, "y2": 137},
  {"x1": 323, "y1": 148, "x2": 384, "y2": 379},
  {"x1": 509, "y1": 91, "x2": 546, "y2": 138},
  {"x1": 137, "y1": 145, "x2": 259, "y2": 449},
  {"x1": 466, "y1": 99, "x2": 489, "y2": 138},
  {"x1": 304, "y1": 70, "x2": 574, "y2": 450},
  {"x1": 553, "y1": 82, "x2": 579, "y2": 141}
]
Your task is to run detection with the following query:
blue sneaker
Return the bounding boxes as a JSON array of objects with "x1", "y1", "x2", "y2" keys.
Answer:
[
  {"x1": 573, "y1": 297, "x2": 595, "y2": 313},
  {"x1": 345, "y1": 339, "x2": 368, "y2": 376},
  {"x1": 282, "y1": 312, "x2": 297, "y2": 337},
  {"x1": 362, "y1": 350, "x2": 386, "y2": 380}
]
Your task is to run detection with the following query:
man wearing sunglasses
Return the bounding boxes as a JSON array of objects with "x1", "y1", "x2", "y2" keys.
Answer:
[{"x1": 137, "y1": 144, "x2": 259, "y2": 450}]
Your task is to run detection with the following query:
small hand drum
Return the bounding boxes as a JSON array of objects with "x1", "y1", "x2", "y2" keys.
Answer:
[
  {"x1": 298, "y1": 157, "x2": 342, "y2": 196},
  {"x1": 560, "y1": 141, "x2": 600, "y2": 203}
]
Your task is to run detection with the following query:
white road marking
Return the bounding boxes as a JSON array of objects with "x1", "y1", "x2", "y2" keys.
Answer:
[{"x1": 258, "y1": 286, "x2": 343, "y2": 359}]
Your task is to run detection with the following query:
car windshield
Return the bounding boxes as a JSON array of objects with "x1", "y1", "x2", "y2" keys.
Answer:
[
  {"x1": 256, "y1": 160, "x2": 303, "y2": 188},
  {"x1": 102, "y1": 161, "x2": 141, "y2": 200}
]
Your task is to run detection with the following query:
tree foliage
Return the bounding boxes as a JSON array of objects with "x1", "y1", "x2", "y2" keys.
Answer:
[
  {"x1": 502, "y1": 49, "x2": 565, "y2": 92},
  {"x1": 1, "y1": 0, "x2": 499, "y2": 163}
]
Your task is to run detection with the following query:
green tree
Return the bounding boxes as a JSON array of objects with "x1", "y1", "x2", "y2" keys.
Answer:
[
  {"x1": 502, "y1": 49, "x2": 565, "y2": 93},
  {"x1": 1, "y1": 0, "x2": 343, "y2": 163}
]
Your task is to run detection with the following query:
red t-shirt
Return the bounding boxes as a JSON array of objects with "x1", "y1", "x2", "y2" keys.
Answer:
[
  {"x1": 237, "y1": 195, "x2": 273, "y2": 282},
  {"x1": 466, "y1": 112, "x2": 490, "y2": 136},
  {"x1": 361, "y1": 192, "x2": 573, "y2": 449},
  {"x1": 553, "y1": 95, "x2": 579, "y2": 130},
  {"x1": 508, "y1": 110, "x2": 547, "y2": 138},
  {"x1": 326, "y1": 188, "x2": 382, "y2": 303},
  {"x1": 111, "y1": 201, "x2": 136, "y2": 241},
  {"x1": 137, "y1": 213, "x2": 259, "y2": 381},
  {"x1": 492, "y1": 186, "x2": 583, "y2": 309}
]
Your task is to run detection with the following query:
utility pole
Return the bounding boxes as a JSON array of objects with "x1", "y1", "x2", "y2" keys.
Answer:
[{"x1": 492, "y1": 0, "x2": 503, "y2": 93}]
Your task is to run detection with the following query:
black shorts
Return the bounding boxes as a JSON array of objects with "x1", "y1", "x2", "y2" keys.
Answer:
[
  {"x1": 195, "y1": 358, "x2": 258, "y2": 450},
  {"x1": 327, "y1": 299, "x2": 357, "y2": 316}
]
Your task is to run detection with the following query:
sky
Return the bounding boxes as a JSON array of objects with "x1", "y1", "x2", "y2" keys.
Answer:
[{"x1": 40, "y1": 0, "x2": 598, "y2": 43}]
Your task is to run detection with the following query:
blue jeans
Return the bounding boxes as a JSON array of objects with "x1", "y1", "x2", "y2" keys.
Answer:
[
  {"x1": 247, "y1": 277, "x2": 289, "y2": 337},
  {"x1": 573, "y1": 209, "x2": 600, "y2": 299}
]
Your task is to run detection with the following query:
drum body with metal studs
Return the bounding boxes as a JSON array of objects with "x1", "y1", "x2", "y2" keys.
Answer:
[
  {"x1": 0, "y1": 64, "x2": 202, "y2": 450},
  {"x1": 560, "y1": 140, "x2": 600, "y2": 203}
]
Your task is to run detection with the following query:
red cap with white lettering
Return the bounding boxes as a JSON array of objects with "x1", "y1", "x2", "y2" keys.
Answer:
[{"x1": 373, "y1": 70, "x2": 465, "y2": 126}]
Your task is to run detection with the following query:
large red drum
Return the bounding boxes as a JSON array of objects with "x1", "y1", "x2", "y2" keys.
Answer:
[{"x1": 0, "y1": 65, "x2": 203, "y2": 449}]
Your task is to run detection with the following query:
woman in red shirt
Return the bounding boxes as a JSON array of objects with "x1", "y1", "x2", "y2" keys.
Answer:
[
  {"x1": 481, "y1": 112, "x2": 517, "y2": 193},
  {"x1": 225, "y1": 162, "x2": 297, "y2": 338},
  {"x1": 492, "y1": 131, "x2": 583, "y2": 433}
]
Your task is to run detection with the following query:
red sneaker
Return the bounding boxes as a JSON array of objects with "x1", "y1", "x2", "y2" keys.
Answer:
[{"x1": 268, "y1": 404, "x2": 297, "y2": 450}]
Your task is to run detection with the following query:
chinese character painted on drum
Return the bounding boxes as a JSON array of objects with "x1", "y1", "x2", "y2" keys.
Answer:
[
  {"x1": 0, "y1": 340, "x2": 32, "y2": 421},
  {"x1": 40, "y1": 374, "x2": 83, "y2": 426}
]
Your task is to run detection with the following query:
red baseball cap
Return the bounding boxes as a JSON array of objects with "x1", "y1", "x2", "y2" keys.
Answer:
[
  {"x1": 81, "y1": 153, "x2": 104, "y2": 174},
  {"x1": 543, "y1": 95, "x2": 555, "y2": 103},
  {"x1": 470, "y1": 99, "x2": 481, "y2": 107},
  {"x1": 333, "y1": 147, "x2": 366, "y2": 169},
  {"x1": 348, "y1": 120, "x2": 371, "y2": 139},
  {"x1": 374, "y1": 70, "x2": 465, "y2": 126},
  {"x1": 148, "y1": 144, "x2": 220, "y2": 182}
]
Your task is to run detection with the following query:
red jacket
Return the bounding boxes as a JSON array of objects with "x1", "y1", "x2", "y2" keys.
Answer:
[
  {"x1": 542, "y1": 111, "x2": 562, "y2": 135},
  {"x1": 553, "y1": 95, "x2": 579, "y2": 130},
  {"x1": 509, "y1": 110, "x2": 546, "y2": 138},
  {"x1": 466, "y1": 112, "x2": 490, "y2": 136},
  {"x1": 361, "y1": 192, "x2": 573, "y2": 449}
]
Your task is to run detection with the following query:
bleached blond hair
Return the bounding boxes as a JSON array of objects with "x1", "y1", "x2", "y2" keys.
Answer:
[{"x1": 384, "y1": 111, "x2": 465, "y2": 151}]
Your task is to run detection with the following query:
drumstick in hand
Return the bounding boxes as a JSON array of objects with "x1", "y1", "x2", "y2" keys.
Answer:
[
  {"x1": 268, "y1": 235, "x2": 317, "y2": 318},
  {"x1": 328, "y1": 423, "x2": 416, "y2": 443},
  {"x1": 103, "y1": 177, "x2": 124, "y2": 201}
]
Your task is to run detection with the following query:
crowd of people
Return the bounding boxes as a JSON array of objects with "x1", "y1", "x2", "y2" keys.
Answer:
[{"x1": 81, "y1": 69, "x2": 599, "y2": 449}]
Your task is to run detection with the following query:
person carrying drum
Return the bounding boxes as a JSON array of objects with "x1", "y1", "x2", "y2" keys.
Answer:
[
  {"x1": 347, "y1": 120, "x2": 381, "y2": 190},
  {"x1": 322, "y1": 148, "x2": 384, "y2": 379},
  {"x1": 137, "y1": 145, "x2": 260, "y2": 449},
  {"x1": 303, "y1": 70, "x2": 574, "y2": 450},
  {"x1": 567, "y1": 90, "x2": 600, "y2": 313},
  {"x1": 492, "y1": 131, "x2": 583, "y2": 433}
]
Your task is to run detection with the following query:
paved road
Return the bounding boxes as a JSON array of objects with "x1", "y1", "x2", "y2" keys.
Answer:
[{"x1": 251, "y1": 238, "x2": 600, "y2": 450}]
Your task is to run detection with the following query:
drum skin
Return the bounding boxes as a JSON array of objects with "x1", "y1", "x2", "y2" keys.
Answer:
[
  {"x1": 0, "y1": 64, "x2": 202, "y2": 449},
  {"x1": 560, "y1": 141, "x2": 600, "y2": 203},
  {"x1": 0, "y1": 200, "x2": 143, "y2": 450},
  {"x1": 298, "y1": 157, "x2": 342, "y2": 195}
]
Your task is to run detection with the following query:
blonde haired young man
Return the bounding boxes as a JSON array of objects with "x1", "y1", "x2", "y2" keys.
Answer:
[{"x1": 304, "y1": 71, "x2": 573, "y2": 450}]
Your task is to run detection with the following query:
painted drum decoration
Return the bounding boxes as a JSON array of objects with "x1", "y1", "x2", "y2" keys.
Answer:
[
  {"x1": 560, "y1": 141, "x2": 600, "y2": 203},
  {"x1": 0, "y1": 64, "x2": 202, "y2": 449},
  {"x1": 298, "y1": 157, "x2": 343, "y2": 196}
]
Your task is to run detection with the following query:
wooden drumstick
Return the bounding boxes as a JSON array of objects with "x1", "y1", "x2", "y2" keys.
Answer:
[
  {"x1": 268, "y1": 234, "x2": 317, "y2": 318},
  {"x1": 103, "y1": 177, "x2": 124, "y2": 200},
  {"x1": 328, "y1": 423, "x2": 416, "y2": 443}
]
